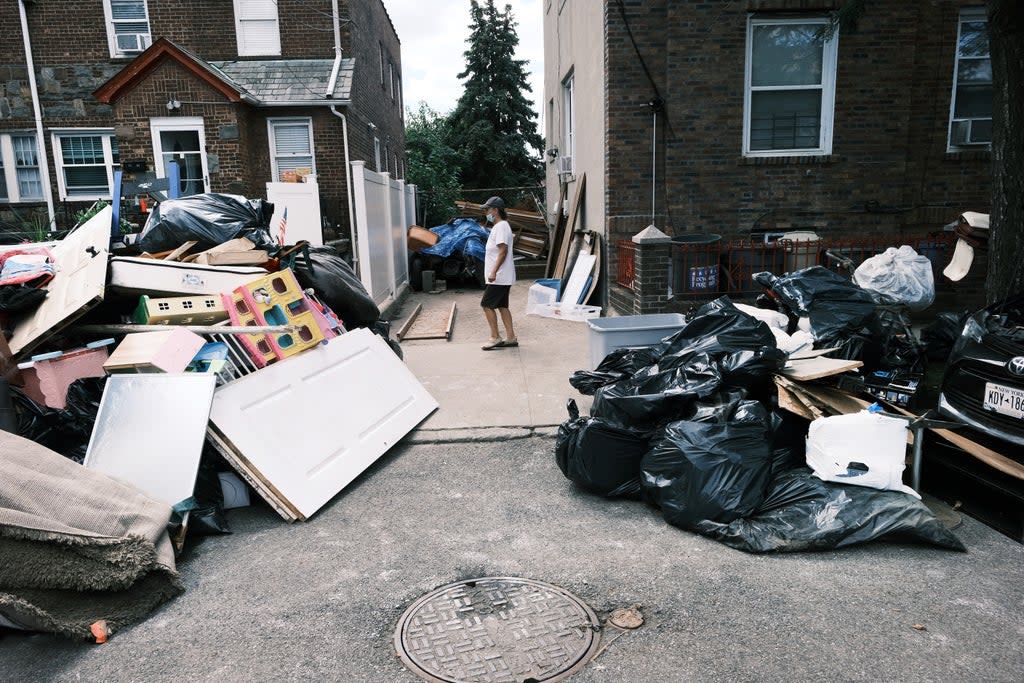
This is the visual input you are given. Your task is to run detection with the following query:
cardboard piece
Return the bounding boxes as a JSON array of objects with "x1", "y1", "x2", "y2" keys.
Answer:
[
  {"x1": 103, "y1": 328, "x2": 206, "y2": 373},
  {"x1": 779, "y1": 357, "x2": 863, "y2": 381}
]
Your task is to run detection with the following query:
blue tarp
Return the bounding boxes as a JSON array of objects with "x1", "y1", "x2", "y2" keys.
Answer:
[{"x1": 420, "y1": 218, "x2": 487, "y2": 262}]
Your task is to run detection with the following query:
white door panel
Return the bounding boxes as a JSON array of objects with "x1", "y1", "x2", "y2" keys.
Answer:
[{"x1": 209, "y1": 327, "x2": 436, "y2": 518}]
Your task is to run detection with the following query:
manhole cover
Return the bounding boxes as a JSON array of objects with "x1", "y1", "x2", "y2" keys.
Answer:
[{"x1": 395, "y1": 577, "x2": 601, "y2": 683}]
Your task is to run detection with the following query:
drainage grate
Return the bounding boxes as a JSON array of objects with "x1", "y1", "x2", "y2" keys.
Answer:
[{"x1": 394, "y1": 577, "x2": 602, "y2": 683}]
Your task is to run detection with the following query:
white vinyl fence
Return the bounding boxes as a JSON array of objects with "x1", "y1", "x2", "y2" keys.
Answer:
[{"x1": 350, "y1": 160, "x2": 416, "y2": 307}]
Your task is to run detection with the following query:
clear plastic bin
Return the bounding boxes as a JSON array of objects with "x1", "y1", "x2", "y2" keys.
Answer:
[{"x1": 586, "y1": 313, "x2": 687, "y2": 369}]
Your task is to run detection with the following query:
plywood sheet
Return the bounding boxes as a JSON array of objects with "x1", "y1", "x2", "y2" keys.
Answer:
[
  {"x1": 209, "y1": 327, "x2": 438, "y2": 519},
  {"x1": 780, "y1": 357, "x2": 863, "y2": 381},
  {"x1": 9, "y1": 207, "x2": 111, "y2": 357}
]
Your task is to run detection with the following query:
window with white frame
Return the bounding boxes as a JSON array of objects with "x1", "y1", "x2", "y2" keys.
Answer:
[
  {"x1": 52, "y1": 132, "x2": 121, "y2": 200},
  {"x1": 379, "y1": 43, "x2": 385, "y2": 86},
  {"x1": 374, "y1": 137, "x2": 382, "y2": 172},
  {"x1": 103, "y1": 0, "x2": 151, "y2": 58},
  {"x1": 268, "y1": 119, "x2": 315, "y2": 181},
  {"x1": 234, "y1": 0, "x2": 281, "y2": 57},
  {"x1": 744, "y1": 17, "x2": 838, "y2": 156},
  {"x1": 0, "y1": 133, "x2": 43, "y2": 203},
  {"x1": 948, "y1": 9, "x2": 992, "y2": 149},
  {"x1": 561, "y1": 72, "x2": 575, "y2": 173}
]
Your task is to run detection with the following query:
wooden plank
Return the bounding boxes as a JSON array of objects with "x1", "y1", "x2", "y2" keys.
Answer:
[
  {"x1": 396, "y1": 303, "x2": 422, "y2": 341},
  {"x1": 444, "y1": 302, "x2": 457, "y2": 339},
  {"x1": 206, "y1": 425, "x2": 302, "y2": 522},
  {"x1": 163, "y1": 240, "x2": 198, "y2": 261},
  {"x1": 553, "y1": 174, "x2": 585, "y2": 279},
  {"x1": 545, "y1": 182, "x2": 568, "y2": 278},
  {"x1": 779, "y1": 357, "x2": 863, "y2": 381},
  {"x1": 788, "y1": 347, "x2": 841, "y2": 361},
  {"x1": 885, "y1": 405, "x2": 1024, "y2": 481}
]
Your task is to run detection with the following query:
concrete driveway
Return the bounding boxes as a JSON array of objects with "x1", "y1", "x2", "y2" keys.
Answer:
[{"x1": 397, "y1": 281, "x2": 594, "y2": 439}]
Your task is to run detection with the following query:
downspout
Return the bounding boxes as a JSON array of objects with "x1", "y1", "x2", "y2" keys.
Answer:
[
  {"x1": 18, "y1": 0, "x2": 56, "y2": 232},
  {"x1": 330, "y1": 106, "x2": 358, "y2": 274},
  {"x1": 326, "y1": 0, "x2": 357, "y2": 272}
]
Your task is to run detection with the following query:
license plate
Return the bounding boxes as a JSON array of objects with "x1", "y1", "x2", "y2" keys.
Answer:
[{"x1": 983, "y1": 382, "x2": 1024, "y2": 420}]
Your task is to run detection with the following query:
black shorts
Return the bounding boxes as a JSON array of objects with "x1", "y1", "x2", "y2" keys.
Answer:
[{"x1": 481, "y1": 284, "x2": 511, "y2": 310}]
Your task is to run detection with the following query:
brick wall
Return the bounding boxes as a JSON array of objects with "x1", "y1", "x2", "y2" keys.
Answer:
[
  {"x1": 0, "y1": 0, "x2": 404, "y2": 235},
  {"x1": 605, "y1": 0, "x2": 991, "y2": 244}
]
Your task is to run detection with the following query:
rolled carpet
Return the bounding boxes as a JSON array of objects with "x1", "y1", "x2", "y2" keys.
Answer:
[{"x1": 0, "y1": 432, "x2": 183, "y2": 640}]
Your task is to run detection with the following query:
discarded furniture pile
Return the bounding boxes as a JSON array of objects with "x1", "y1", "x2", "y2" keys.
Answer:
[
  {"x1": 557, "y1": 248, "x2": 1023, "y2": 552},
  {"x1": 454, "y1": 199, "x2": 549, "y2": 259},
  {"x1": 0, "y1": 194, "x2": 436, "y2": 641}
]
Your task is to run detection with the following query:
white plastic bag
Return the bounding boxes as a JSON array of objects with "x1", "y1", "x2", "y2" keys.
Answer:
[
  {"x1": 853, "y1": 245, "x2": 935, "y2": 311},
  {"x1": 805, "y1": 410, "x2": 919, "y2": 498}
]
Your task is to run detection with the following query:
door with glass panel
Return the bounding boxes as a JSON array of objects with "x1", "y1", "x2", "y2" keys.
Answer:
[{"x1": 150, "y1": 117, "x2": 209, "y2": 196}]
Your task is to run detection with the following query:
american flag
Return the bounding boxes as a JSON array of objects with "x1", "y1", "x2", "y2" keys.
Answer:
[{"x1": 277, "y1": 207, "x2": 288, "y2": 246}]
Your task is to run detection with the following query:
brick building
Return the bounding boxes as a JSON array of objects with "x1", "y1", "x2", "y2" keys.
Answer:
[
  {"x1": 543, "y1": 1, "x2": 993, "y2": 313},
  {"x1": 0, "y1": 0, "x2": 405, "y2": 241}
]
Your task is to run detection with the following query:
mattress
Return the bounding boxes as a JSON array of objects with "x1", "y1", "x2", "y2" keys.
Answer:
[{"x1": 108, "y1": 256, "x2": 267, "y2": 297}]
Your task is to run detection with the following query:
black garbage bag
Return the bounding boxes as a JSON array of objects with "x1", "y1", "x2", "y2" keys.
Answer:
[
  {"x1": 754, "y1": 267, "x2": 877, "y2": 340},
  {"x1": 590, "y1": 353, "x2": 722, "y2": 429},
  {"x1": 693, "y1": 468, "x2": 966, "y2": 553},
  {"x1": 656, "y1": 298, "x2": 787, "y2": 386},
  {"x1": 570, "y1": 346, "x2": 661, "y2": 395},
  {"x1": 589, "y1": 299, "x2": 784, "y2": 429},
  {"x1": 0, "y1": 284, "x2": 47, "y2": 315},
  {"x1": 294, "y1": 246, "x2": 380, "y2": 328},
  {"x1": 554, "y1": 399, "x2": 650, "y2": 499},
  {"x1": 641, "y1": 400, "x2": 775, "y2": 528},
  {"x1": 12, "y1": 376, "x2": 107, "y2": 463},
  {"x1": 922, "y1": 311, "x2": 969, "y2": 362},
  {"x1": 139, "y1": 193, "x2": 276, "y2": 253}
]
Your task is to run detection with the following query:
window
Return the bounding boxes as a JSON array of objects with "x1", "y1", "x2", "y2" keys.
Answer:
[
  {"x1": 379, "y1": 43, "x2": 385, "y2": 86},
  {"x1": 744, "y1": 17, "x2": 838, "y2": 156},
  {"x1": 374, "y1": 137, "x2": 382, "y2": 172},
  {"x1": 397, "y1": 77, "x2": 403, "y2": 114},
  {"x1": 948, "y1": 9, "x2": 992, "y2": 149},
  {"x1": 389, "y1": 64, "x2": 395, "y2": 100},
  {"x1": 561, "y1": 72, "x2": 575, "y2": 173},
  {"x1": 103, "y1": 0, "x2": 151, "y2": 58},
  {"x1": 52, "y1": 132, "x2": 121, "y2": 200},
  {"x1": 0, "y1": 133, "x2": 43, "y2": 203},
  {"x1": 268, "y1": 119, "x2": 315, "y2": 182},
  {"x1": 234, "y1": 0, "x2": 281, "y2": 56}
]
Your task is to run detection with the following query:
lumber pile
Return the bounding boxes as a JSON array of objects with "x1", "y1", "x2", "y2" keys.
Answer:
[{"x1": 455, "y1": 200, "x2": 549, "y2": 258}]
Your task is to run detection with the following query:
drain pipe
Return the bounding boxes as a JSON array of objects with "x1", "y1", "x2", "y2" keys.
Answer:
[
  {"x1": 18, "y1": 0, "x2": 56, "y2": 232},
  {"x1": 326, "y1": 0, "x2": 357, "y2": 271},
  {"x1": 330, "y1": 107, "x2": 358, "y2": 273}
]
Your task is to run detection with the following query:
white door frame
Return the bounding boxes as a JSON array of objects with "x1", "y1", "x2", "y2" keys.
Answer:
[{"x1": 150, "y1": 116, "x2": 210, "y2": 194}]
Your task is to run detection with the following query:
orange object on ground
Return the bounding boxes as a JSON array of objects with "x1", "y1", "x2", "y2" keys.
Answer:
[{"x1": 90, "y1": 620, "x2": 109, "y2": 644}]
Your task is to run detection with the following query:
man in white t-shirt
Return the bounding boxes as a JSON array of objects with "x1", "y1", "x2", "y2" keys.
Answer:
[{"x1": 479, "y1": 196, "x2": 518, "y2": 350}]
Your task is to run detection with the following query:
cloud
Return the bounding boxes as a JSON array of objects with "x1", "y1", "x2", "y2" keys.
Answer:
[{"x1": 388, "y1": 0, "x2": 544, "y2": 119}]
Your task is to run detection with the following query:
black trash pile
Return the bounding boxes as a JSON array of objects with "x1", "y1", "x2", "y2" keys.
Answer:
[
  {"x1": 755, "y1": 266, "x2": 927, "y2": 392},
  {"x1": 557, "y1": 297, "x2": 964, "y2": 554}
]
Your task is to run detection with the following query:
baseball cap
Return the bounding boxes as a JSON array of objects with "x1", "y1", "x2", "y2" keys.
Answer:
[{"x1": 481, "y1": 196, "x2": 505, "y2": 210}]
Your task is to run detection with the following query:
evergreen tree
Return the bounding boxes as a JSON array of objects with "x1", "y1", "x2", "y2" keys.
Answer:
[
  {"x1": 405, "y1": 102, "x2": 461, "y2": 225},
  {"x1": 447, "y1": 0, "x2": 543, "y2": 197}
]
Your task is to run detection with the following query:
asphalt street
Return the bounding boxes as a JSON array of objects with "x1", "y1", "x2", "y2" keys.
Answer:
[{"x1": 2, "y1": 436, "x2": 1022, "y2": 682}]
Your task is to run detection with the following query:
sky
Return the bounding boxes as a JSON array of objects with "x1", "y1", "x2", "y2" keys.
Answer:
[{"x1": 386, "y1": 0, "x2": 545, "y2": 119}]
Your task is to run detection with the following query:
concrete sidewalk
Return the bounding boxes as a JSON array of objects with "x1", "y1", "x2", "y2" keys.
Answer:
[{"x1": 395, "y1": 281, "x2": 594, "y2": 440}]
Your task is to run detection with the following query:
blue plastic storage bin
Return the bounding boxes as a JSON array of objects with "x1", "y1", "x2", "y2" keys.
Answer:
[{"x1": 585, "y1": 313, "x2": 687, "y2": 369}]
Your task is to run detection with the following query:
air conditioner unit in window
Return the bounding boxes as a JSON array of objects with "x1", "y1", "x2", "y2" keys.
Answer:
[
  {"x1": 117, "y1": 33, "x2": 152, "y2": 54},
  {"x1": 557, "y1": 155, "x2": 574, "y2": 175},
  {"x1": 950, "y1": 119, "x2": 991, "y2": 146}
]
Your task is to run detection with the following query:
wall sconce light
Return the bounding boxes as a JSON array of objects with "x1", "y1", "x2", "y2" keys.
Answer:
[
  {"x1": 165, "y1": 99, "x2": 181, "y2": 111},
  {"x1": 546, "y1": 147, "x2": 559, "y2": 159}
]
